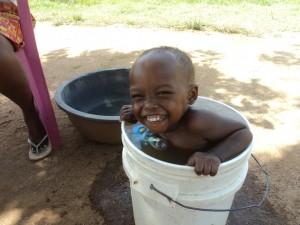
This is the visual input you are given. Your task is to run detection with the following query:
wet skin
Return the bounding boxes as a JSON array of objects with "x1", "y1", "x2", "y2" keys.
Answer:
[{"x1": 121, "y1": 52, "x2": 253, "y2": 176}]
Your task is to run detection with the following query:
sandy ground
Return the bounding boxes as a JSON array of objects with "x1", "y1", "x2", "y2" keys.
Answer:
[{"x1": 0, "y1": 22, "x2": 299, "y2": 225}]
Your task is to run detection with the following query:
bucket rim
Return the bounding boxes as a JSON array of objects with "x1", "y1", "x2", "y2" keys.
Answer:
[{"x1": 121, "y1": 96, "x2": 253, "y2": 173}]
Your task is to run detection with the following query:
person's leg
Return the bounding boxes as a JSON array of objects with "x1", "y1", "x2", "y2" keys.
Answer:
[{"x1": 0, "y1": 34, "x2": 51, "y2": 160}]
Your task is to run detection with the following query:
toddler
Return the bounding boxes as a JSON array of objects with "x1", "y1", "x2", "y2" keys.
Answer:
[{"x1": 120, "y1": 46, "x2": 252, "y2": 176}]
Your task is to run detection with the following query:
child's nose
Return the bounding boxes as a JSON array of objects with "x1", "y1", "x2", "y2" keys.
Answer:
[{"x1": 144, "y1": 98, "x2": 158, "y2": 110}]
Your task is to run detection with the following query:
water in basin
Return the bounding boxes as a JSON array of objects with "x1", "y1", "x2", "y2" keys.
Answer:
[{"x1": 88, "y1": 99, "x2": 129, "y2": 116}]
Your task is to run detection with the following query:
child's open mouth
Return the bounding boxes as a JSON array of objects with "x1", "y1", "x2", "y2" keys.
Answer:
[{"x1": 146, "y1": 115, "x2": 164, "y2": 122}]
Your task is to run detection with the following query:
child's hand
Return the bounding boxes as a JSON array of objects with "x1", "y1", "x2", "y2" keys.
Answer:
[
  {"x1": 120, "y1": 105, "x2": 138, "y2": 123},
  {"x1": 186, "y1": 152, "x2": 221, "y2": 176}
]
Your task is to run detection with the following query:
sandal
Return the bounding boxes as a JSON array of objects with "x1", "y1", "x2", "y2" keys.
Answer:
[{"x1": 28, "y1": 134, "x2": 52, "y2": 161}]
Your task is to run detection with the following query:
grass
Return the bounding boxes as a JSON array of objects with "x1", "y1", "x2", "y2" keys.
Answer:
[{"x1": 29, "y1": 0, "x2": 300, "y2": 36}]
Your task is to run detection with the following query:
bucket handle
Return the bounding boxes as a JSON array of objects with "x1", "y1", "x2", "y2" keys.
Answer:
[{"x1": 150, "y1": 153, "x2": 269, "y2": 212}]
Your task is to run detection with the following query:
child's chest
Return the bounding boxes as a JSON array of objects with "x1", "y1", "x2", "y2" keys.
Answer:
[{"x1": 162, "y1": 131, "x2": 209, "y2": 151}]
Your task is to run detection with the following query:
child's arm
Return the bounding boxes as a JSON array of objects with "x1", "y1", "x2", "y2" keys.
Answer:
[
  {"x1": 207, "y1": 126, "x2": 252, "y2": 163},
  {"x1": 187, "y1": 110, "x2": 253, "y2": 176},
  {"x1": 120, "y1": 105, "x2": 138, "y2": 123}
]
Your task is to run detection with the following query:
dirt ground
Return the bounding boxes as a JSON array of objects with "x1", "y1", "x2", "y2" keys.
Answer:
[{"x1": 0, "y1": 23, "x2": 299, "y2": 225}]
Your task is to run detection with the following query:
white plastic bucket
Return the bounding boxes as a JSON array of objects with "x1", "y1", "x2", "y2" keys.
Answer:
[{"x1": 122, "y1": 97, "x2": 253, "y2": 225}]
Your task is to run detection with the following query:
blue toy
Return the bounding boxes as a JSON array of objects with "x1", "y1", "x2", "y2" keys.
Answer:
[{"x1": 131, "y1": 124, "x2": 168, "y2": 151}]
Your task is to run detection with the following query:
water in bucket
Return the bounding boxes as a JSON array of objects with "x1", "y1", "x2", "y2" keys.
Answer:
[{"x1": 125, "y1": 123, "x2": 200, "y2": 165}]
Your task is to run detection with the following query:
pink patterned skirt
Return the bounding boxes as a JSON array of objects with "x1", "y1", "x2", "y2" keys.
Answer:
[{"x1": 0, "y1": 2, "x2": 35, "y2": 51}]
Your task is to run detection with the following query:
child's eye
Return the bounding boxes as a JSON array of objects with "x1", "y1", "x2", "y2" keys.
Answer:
[
  {"x1": 158, "y1": 91, "x2": 172, "y2": 96},
  {"x1": 131, "y1": 94, "x2": 143, "y2": 100}
]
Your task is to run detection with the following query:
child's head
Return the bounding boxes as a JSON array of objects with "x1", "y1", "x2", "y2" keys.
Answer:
[
  {"x1": 133, "y1": 46, "x2": 195, "y2": 84},
  {"x1": 129, "y1": 46, "x2": 198, "y2": 134}
]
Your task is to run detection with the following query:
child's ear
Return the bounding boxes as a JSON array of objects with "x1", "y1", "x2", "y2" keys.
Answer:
[{"x1": 188, "y1": 84, "x2": 198, "y2": 105}]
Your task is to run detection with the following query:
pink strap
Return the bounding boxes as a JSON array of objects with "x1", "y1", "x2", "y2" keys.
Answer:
[{"x1": 16, "y1": 0, "x2": 61, "y2": 148}]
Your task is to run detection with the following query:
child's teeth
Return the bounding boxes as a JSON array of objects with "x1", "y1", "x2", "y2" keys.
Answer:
[{"x1": 148, "y1": 116, "x2": 160, "y2": 121}]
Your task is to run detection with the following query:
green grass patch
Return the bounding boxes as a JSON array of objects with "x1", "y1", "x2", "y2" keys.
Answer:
[{"x1": 29, "y1": 0, "x2": 300, "y2": 36}]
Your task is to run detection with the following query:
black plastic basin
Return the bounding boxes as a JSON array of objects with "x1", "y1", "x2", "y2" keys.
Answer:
[{"x1": 55, "y1": 68, "x2": 131, "y2": 144}]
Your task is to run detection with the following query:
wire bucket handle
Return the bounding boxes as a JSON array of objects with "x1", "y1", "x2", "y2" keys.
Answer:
[{"x1": 150, "y1": 153, "x2": 268, "y2": 212}]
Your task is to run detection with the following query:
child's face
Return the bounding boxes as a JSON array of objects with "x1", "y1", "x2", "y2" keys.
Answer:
[{"x1": 130, "y1": 54, "x2": 197, "y2": 134}]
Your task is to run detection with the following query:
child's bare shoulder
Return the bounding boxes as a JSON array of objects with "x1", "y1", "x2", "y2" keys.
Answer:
[
  {"x1": 186, "y1": 108, "x2": 220, "y2": 130},
  {"x1": 188, "y1": 108, "x2": 220, "y2": 120},
  {"x1": 187, "y1": 107, "x2": 248, "y2": 134}
]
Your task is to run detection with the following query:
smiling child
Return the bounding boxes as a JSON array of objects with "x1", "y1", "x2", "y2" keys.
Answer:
[{"x1": 120, "y1": 46, "x2": 252, "y2": 176}]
